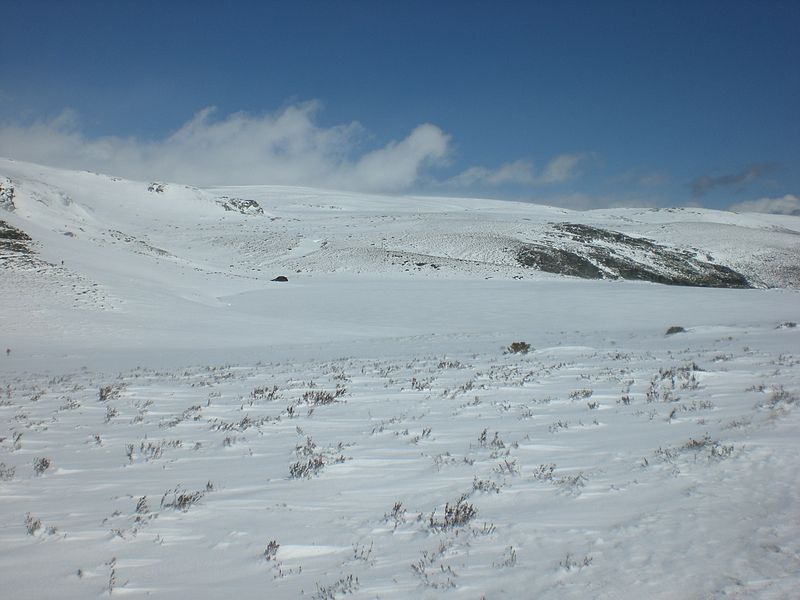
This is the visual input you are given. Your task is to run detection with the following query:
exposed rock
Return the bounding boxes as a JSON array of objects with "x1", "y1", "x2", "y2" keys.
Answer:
[
  {"x1": 0, "y1": 177, "x2": 15, "y2": 211},
  {"x1": 108, "y1": 229, "x2": 172, "y2": 258},
  {"x1": 271, "y1": 275, "x2": 289, "y2": 282},
  {"x1": 217, "y1": 196, "x2": 264, "y2": 216},
  {"x1": 0, "y1": 220, "x2": 37, "y2": 268},
  {"x1": 147, "y1": 182, "x2": 166, "y2": 193},
  {"x1": 0, "y1": 219, "x2": 32, "y2": 252},
  {"x1": 517, "y1": 223, "x2": 751, "y2": 289}
]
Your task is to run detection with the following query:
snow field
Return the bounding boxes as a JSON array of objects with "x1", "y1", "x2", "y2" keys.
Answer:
[
  {"x1": 1, "y1": 324, "x2": 798, "y2": 598},
  {"x1": 1, "y1": 159, "x2": 799, "y2": 598}
]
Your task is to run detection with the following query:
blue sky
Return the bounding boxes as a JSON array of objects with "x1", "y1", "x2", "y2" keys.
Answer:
[{"x1": 1, "y1": 0, "x2": 798, "y2": 211}]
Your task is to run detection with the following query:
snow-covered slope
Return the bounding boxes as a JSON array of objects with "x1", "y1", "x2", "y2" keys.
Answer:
[
  {"x1": 1, "y1": 158, "x2": 799, "y2": 599},
  {"x1": 2, "y1": 158, "x2": 800, "y2": 299}
]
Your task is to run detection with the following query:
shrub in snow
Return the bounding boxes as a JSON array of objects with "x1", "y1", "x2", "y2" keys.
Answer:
[
  {"x1": 428, "y1": 494, "x2": 477, "y2": 530},
  {"x1": 160, "y1": 485, "x2": 209, "y2": 511},
  {"x1": 506, "y1": 341, "x2": 531, "y2": 354},
  {"x1": 264, "y1": 540, "x2": 280, "y2": 561},
  {"x1": 313, "y1": 574, "x2": 359, "y2": 599},
  {"x1": 33, "y1": 457, "x2": 50, "y2": 476},
  {"x1": 25, "y1": 513, "x2": 42, "y2": 535},
  {"x1": 99, "y1": 384, "x2": 124, "y2": 402}
]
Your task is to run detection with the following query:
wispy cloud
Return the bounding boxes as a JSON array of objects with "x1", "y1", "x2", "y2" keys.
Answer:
[
  {"x1": 690, "y1": 163, "x2": 777, "y2": 197},
  {"x1": 0, "y1": 103, "x2": 450, "y2": 192},
  {"x1": 447, "y1": 154, "x2": 584, "y2": 188},
  {"x1": 537, "y1": 153, "x2": 584, "y2": 184},
  {"x1": 728, "y1": 194, "x2": 800, "y2": 215}
]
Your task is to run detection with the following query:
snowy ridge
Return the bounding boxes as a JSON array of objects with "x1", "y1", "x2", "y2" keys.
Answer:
[{"x1": 1, "y1": 158, "x2": 799, "y2": 295}]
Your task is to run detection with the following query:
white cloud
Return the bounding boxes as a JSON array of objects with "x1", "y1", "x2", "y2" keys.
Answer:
[
  {"x1": 339, "y1": 123, "x2": 450, "y2": 191},
  {"x1": 0, "y1": 103, "x2": 450, "y2": 192},
  {"x1": 447, "y1": 154, "x2": 583, "y2": 188},
  {"x1": 728, "y1": 194, "x2": 800, "y2": 215},
  {"x1": 537, "y1": 153, "x2": 583, "y2": 184}
]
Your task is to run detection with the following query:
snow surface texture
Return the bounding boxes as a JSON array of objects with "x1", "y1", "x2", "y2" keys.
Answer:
[{"x1": 1, "y1": 158, "x2": 799, "y2": 599}]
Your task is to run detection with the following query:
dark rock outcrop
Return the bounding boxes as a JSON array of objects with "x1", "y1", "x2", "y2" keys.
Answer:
[
  {"x1": 0, "y1": 220, "x2": 32, "y2": 255},
  {"x1": 0, "y1": 177, "x2": 15, "y2": 211},
  {"x1": 517, "y1": 223, "x2": 751, "y2": 288},
  {"x1": 217, "y1": 197, "x2": 264, "y2": 216}
]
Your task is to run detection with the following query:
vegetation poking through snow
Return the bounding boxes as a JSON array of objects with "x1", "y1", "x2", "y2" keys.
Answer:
[{"x1": 506, "y1": 341, "x2": 531, "y2": 354}]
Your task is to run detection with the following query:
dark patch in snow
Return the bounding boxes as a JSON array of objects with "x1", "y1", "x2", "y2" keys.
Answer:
[
  {"x1": 0, "y1": 220, "x2": 33, "y2": 256},
  {"x1": 217, "y1": 196, "x2": 264, "y2": 216},
  {"x1": 0, "y1": 177, "x2": 15, "y2": 211},
  {"x1": 517, "y1": 223, "x2": 751, "y2": 288},
  {"x1": 271, "y1": 275, "x2": 289, "y2": 282},
  {"x1": 108, "y1": 230, "x2": 172, "y2": 258}
]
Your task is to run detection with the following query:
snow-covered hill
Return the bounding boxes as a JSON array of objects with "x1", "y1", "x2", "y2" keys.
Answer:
[
  {"x1": 1, "y1": 158, "x2": 798, "y2": 599},
  {"x1": 2, "y1": 158, "x2": 799, "y2": 300}
]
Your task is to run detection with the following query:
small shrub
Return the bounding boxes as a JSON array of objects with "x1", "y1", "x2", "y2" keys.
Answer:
[
  {"x1": 428, "y1": 494, "x2": 477, "y2": 530},
  {"x1": 506, "y1": 341, "x2": 531, "y2": 354},
  {"x1": 289, "y1": 456, "x2": 325, "y2": 478},
  {"x1": 104, "y1": 406, "x2": 118, "y2": 423},
  {"x1": 33, "y1": 457, "x2": 51, "y2": 476},
  {"x1": 762, "y1": 386, "x2": 798, "y2": 409},
  {"x1": 682, "y1": 434, "x2": 713, "y2": 450},
  {"x1": 560, "y1": 552, "x2": 592, "y2": 571},
  {"x1": 301, "y1": 386, "x2": 346, "y2": 406},
  {"x1": 264, "y1": 540, "x2": 280, "y2": 561},
  {"x1": 569, "y1": 388, "x2": 593, "y2": 400},
  {"x1": 385, "y1": 501, "x2": 406, "y2": 528},
  {"x1": 352, "y1": 541, "x2": 373, "y2": 562},
  {"x1": 251, "y1": 385, "x2": 280, "y2": 401},
  {"x1": 532, "y1": 463, "x2": 556, "y2": 481},
  {"x1": 493, "y1": 459, "x2": 519, "y2": 476},
  {"x1": 555, "y1": 472, "x2": 588, "y2": 494},
  {"x1": 25, "y1": 513, "x2": 42, "y2": 535},
  {"x1": 709, "y1": 443, "x2": 735, "y2": 459},
  {"x1": 473, "y1": 476, "x2": 501, "y2": 494},
  {"x1": 437, "y1": 360, "x2": 463, "y2": 369},
  {"x1": 665, "y1": 326, "x2": 686, "y2": 335},
  {"x1": 313, "y1": 574, "x2": 359, "y2": 600},
  {"x1": 494, "y1": 546, "x2": 517, "y2": 568},
  {"x1": 411, "y1": 377, "x2": 432, "y2": 391},
  {"x1": 160, "y1": 486, "x2": 206, "y2": 511},
  {"x1": 99, "y1": 384, "x2": 124, "y2": 402},
  {"x1": 135, "y1": 496, "x2": 149, "y2": 514}
]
